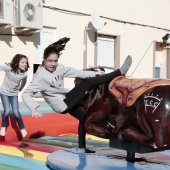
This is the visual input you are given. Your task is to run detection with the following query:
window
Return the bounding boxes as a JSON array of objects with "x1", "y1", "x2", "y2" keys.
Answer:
[
  {"x1": 154, "y1": 42, "x2": 168, "y2": 78},
  {"x1": 96, "y1": 35, "x2": 115, "y2": 73},
  {"x1": 155, "y1": 67, "x2": 160, "y2": 78},
  {"x1": 33, "y1": 28, "x2": 55, "y2": 73},
  {"x1": 33, "y1": 64, "x2": 40, "y2": 73}
]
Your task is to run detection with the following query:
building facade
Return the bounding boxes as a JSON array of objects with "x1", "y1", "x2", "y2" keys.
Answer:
[{"x1": 0, "y1": 0, "x2": 170, "y2": 103}]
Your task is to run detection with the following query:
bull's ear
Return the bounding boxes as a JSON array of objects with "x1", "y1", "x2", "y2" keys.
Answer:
[{"x1": 100, "y1": 68, "x2": 105, "y2": 72}]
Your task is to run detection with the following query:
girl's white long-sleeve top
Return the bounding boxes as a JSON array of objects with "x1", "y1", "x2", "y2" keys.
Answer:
[
  {"x1": 0, "y1": 65, "x2": 27, "y2": 96},
  {"x1": 22, "y1": 64, "x2": 96, "y2": 113}
]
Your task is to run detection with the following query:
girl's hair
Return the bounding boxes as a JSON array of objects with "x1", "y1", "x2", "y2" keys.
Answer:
[
  {"x1": 43, "y1": 37, "x2": 70, "y2": 64},
  {"x1": 9, "y1": 54, "x2": 30, "y2": 73}
]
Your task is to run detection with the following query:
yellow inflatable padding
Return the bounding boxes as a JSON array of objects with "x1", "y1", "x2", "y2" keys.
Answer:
[
  {"x1": 0, "y1": 145, "x2": 49, "y2": 162},
  {"x1": 59, "y1": 133, "x2": 109, "y2": 142}
]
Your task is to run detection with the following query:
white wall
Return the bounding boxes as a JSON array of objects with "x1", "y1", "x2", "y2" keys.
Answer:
[{"x1": 0, "y1": 0, "x2": 169, "y2": 102}]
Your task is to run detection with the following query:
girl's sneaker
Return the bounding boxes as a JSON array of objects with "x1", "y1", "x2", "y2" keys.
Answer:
[
  {"x1": 20, "y1": 129, "x2": 27, "y2": 137},
  {"x1": 0, "y1": 127, "x2": 6, "y2": 136}
]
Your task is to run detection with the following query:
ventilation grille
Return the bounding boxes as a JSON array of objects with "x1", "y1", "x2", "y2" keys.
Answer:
[
  {"x1": 15, "y1": 0, "x2": 21, "y2": 26},
  {"x1": 0, "y1": 0, "x2": 4, "y2": 18},
  {"x1": 23, "y1": 3, "x2": 36, "y2": 22}
]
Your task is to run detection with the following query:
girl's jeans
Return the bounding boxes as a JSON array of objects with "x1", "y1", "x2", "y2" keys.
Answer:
[{"x1": 0, "y1": 94, "x2": 25, "y2": 129}]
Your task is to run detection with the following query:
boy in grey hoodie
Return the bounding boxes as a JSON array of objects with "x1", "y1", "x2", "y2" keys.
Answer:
[{"x1": 22, "y1": 37, "x2": 132, "y2": 153}]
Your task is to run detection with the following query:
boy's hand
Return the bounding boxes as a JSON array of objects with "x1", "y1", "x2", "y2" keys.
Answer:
[{"x1": 32, "y1": 109, "x2": 44, "y2": 118}]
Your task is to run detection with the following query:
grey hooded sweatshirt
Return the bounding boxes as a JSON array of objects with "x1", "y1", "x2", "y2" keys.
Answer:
[{"x1": 22, "y1": 64, "x2": 96, "y2": 112}]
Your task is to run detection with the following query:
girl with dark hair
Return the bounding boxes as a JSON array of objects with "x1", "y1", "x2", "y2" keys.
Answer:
[
  {"x1": 22, "y1": 37, "x2": 132, "y2": 153},
  {"x1": 0, "y1": 54, "x2": 30, "y2": 137}
]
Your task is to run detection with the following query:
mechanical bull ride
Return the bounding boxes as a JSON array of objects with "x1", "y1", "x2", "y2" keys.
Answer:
[{"x1": 76, "y1": 67, "x2": 170, "y2": 162}]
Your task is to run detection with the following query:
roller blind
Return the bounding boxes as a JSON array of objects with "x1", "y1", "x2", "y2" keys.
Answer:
[
  {"x1": 97, "y1": 36, "x2": 115, "y2": 72},
  {"x1": 33, "y1": 28, "x2": 55, "y2": 64}
]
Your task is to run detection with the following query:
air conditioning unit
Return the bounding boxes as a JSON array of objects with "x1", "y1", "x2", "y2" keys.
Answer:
[
  {"x1": 0, "y1": 0, "x2": 13, "y2": 26},
  {"x1": 14, "y1": 0, "x2": 43, "y2": 30}
]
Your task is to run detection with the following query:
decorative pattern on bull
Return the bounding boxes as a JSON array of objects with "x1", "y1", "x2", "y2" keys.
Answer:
[{"x1": 78, "y1": 75, "x2": 170, "y2": 151}]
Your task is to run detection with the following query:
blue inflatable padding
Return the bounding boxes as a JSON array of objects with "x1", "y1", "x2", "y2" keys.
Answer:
[
  {"x1": 0, "y1": 153, "x2": 50, "y2": 170},
  {"x1": 47, "y1": 148, "x2": 114, "y2": 170},
  {"x1": 47, "y1": 148, "x2": 170, "y2": 170}
]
